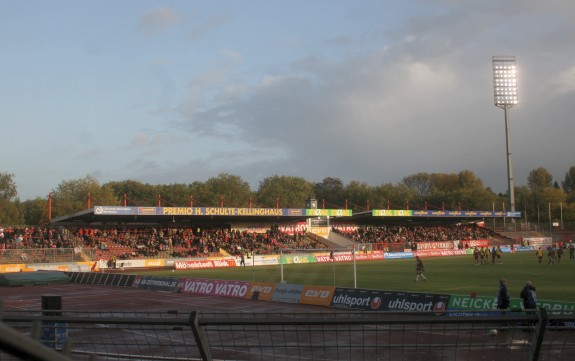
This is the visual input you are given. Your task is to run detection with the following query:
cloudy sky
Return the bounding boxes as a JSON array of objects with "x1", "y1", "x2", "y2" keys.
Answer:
[{"x1": 1, "y1": 1, "x2": 574, "y2": 201}]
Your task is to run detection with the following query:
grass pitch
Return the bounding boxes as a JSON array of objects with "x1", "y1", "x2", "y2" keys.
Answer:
[{"x1": 136, "y1": 252, "x2": 575, "y2": 302}]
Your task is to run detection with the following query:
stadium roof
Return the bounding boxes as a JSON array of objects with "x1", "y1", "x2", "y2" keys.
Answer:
[
  {"x1": 50, "y1": 206, "x2": 520, "y2": 227},
  {"x1": 50, "y1": 206, "x2": 312, "y2": 226}
]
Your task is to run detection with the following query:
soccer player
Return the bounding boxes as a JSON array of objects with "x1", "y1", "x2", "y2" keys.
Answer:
[
  {"x1": 473, "y1": 247, "x2": 480, "y2": 266},
  {"x1": 536, "y1": 247, "x2": 543, "y2": 264},
  {"x1": 415, "y1": 256, "x2": 427, "y2": 282}
]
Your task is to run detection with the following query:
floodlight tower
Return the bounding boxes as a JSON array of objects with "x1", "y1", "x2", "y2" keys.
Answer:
[{"x1": 492, "y1": 56, "x2": 518, "y2": 213}]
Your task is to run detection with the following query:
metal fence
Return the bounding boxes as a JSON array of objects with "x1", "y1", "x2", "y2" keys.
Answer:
[
  {"x1": 1, "y1": 307, "x2": 575, "y2": 361},
  {"x1": 0, "y1": 248, "x2": 97, "y2": 264}
]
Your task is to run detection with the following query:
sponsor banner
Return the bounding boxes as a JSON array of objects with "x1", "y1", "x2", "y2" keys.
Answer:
[
  {"x1": 231, "y1": 223, "x2": 273, "y2": 233},
  {"x1": 300, "y1": 285, "x2": 335, "y2": 307},
  {"x1": 373, "y1": 209, "x2": 413, "y2": 217},
  {"x1": 179, "y1": 278, "x2": 250, "y2": 298},
  {"x1": 100, "y1": 259, "x2": 148, "y2": 269},
  {"x1": 256, "y1": 255, "x2": 280, "y2": 266},
  {"x1": 331, "y1": 288, "x2": 382, "y2": 310},
  {"x1": 538, "y1": 299, "x2": 575, "y2": 315},
  {"x1": 514, "y1": 246, "x2": 536, "y2": 252},
  {"x1": 315, "y1": 251, "x2": 355, "y2": 263},
  {"x1": 373, "y1": 209, "x2": 521, "y2": 218},
  {"x1": 331, "y1": 223, "x2": 359, "y2": 233},
  {"x1": 132, "y1": 276, "x2": 179, "y2": 292},
  {"x1": 355, "y1": 252, "x2": 384, "y2": 261},
  {"x1": 27, "y1": 264, "x2": 70, "y2": 272},
  {"x1": 524, "y1": 237, "x2": 552, "y2": 248},
  {"x1": 415, "y1": 249, "x2": 467, "y2": 258},
  {"x1": 385, "y1": 291, "x2": 449, "y2": 313},
  {"x1": 309, "y1": 226, "x2": 329, "y2": 238},
  {"x1": 305, "y1": 209, "x2": 353, "y2": 217},
  {"x1": 415, "y1": 241, "x2": 456, "y2": 250},
  {"x1": 281, "y1": 254, "x2": 316, "y2": 264},
  {"x1": 174, "y1": 259, "x2": 237, "y2": 270},
  {"x1": 383, "y1": 252, "x2": 414, "y2": 259},
  {"x1": 0, "y1": 264, "x2": 24, "y2": 273},
  {"x1": 459, "y1": 239, "x2": 490, "y2": 248},
  {"x1": 245, "y1": 282, "x2": 277, "y2": 301},
  {"x1": 330, "y1": 288, "x2": 449, "y2": 312},
  {"x1": 277, "y1": 222, "x2": 307, "y2": 234},
  {"x1": 94, "y1": 206, "x2": 305, "y2": 217},
  {"x1": 272, "y1": 283, "x2": 305, "y2": 303},
  {"x1": 145, "y1": 259, "x2": 165, "y2": 267},
  {"x1": 310, "y1": 217, "x2": 328, "y2": 227},
  {"x1": 448, "y1": 294, "x2": 522, "y2": 311}
]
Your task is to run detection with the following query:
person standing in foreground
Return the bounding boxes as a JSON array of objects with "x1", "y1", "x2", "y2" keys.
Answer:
[
  {"x1": 497, "y1": 278, "x2": 510, "y2": 310},
  {"x1": 520, "y1": 281, "x2": 537, "y2": 310},
  {"x1": 415, "y1": 256, "x2": 427, "y2": 282}
]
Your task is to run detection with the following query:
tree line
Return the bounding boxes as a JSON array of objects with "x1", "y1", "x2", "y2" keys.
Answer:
[{"x1": 0, "y1": 166, "x2": 574, "y2": 227}]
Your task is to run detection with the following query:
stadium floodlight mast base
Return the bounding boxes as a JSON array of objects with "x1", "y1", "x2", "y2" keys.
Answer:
[{"x1": 492, "y1": 55, "x2": 518, "y2": 214}]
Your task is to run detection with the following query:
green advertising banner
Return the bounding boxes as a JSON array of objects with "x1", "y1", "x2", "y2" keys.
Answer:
[
  {"x1": 448, "y1": 294, "x2": 522, "y2": 311},
  {"x1": 280, "y1": 254, "x2": 317, "y2": 264},
  {"x1": 449, "y1": 294, "x2": 575, "y2": 313},
  {"x1": 305, "y1": 209, "x2": 353, "y2": 217}
]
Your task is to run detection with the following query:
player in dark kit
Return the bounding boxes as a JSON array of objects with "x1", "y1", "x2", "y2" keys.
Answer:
[{"x1": 415, "y1": 256, "x2": 427, "y2": 282}]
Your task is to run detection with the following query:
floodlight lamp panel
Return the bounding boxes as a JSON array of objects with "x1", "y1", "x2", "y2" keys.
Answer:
[{"x1": 492, "y1": 55, "x2": 518, "y2": 108}]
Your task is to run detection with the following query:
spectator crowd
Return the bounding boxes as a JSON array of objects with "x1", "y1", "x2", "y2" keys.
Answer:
[
  {"x1": 1, "y1": 223, "x2": 496, "y2": 263},
  {"x1": 0, "y1": 224, "x2": 328, "y2": 261},
  {"x1": 332, "y1": 224, "x2": 496, "y2": 245}
]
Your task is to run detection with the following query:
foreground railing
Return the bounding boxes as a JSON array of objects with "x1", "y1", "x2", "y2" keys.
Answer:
[{"x1": 1, "y1": 307, "x2": 575, "y2": 361}]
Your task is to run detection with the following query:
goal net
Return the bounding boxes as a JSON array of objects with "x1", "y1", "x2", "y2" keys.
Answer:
[{"x1": 277, "y1": 247, "x2": 358, "y2": 288}]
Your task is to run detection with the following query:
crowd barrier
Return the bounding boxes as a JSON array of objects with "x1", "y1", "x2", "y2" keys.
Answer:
[{"x1": 3, "y1": 302, "x2": 575, "y2": 360}]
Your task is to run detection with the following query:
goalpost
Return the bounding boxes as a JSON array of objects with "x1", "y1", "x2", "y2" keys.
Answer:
[{"x1": 278, "y1": 246, "x2": 358, "y2": 288}]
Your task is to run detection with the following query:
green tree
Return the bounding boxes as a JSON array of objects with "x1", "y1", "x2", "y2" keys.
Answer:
[
  {"x1": 0, "y1": 171, "x2": 18, "y2": 201},
  {"x1": 0, "y1": 198, "x2": 23, "y2": 225},
  {"x1": 51, "y1": 176, "x2": 117, "y2": 217},
  {"x1": 561, "y1": 166, "x2": 575, "y2": 201},
  {"x1": 527, "y1": 167, "x2": 554, "y2": 192},
  {"x1": 402, "y1": 172, "x2": 433, "y2": 198},
  {"x1": 257, "y1": 175, "x2": 313, "y2": 208},
  {"x1": 105, "y1": 180, "x2": 159, "y2": 206},
  {"x1": 513, "y1": 186, "x2": 532, "y2": 220},
  {"x1": 0, "y1": 172, "x2": 23, "y2": 224},
  {"x1": 158, "y1": 183, "x2": 194, "y2": 206},
  {"x1": 21, "y1": 197, "x2": 49, "y2": 225},
  {"x1": 342, "y1": 181, "x2": 375, "y2": 211},
  {"x1": 313, "y1": 177, "x2": 345, "y2": 208},
  {"x1": 203, "y1": 173, "x2": 252, "y2": 207},
  {"x1": 372, "y1": 183, "x2": 417, "y2": 209}
]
